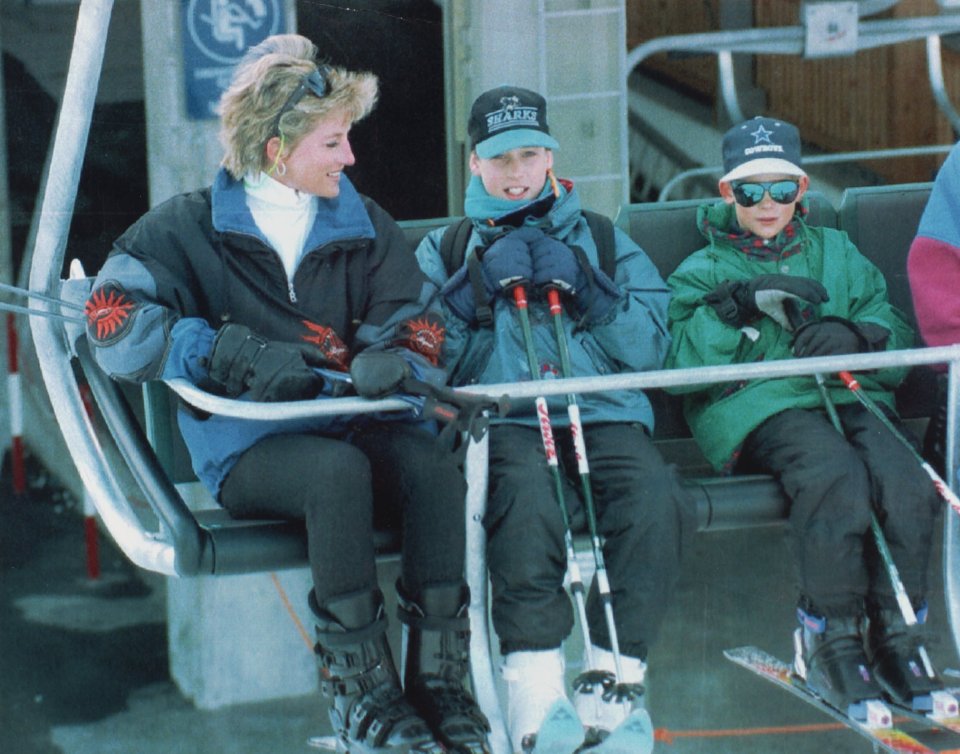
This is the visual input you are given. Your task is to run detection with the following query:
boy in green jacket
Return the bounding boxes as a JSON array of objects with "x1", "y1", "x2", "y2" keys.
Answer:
[{"x1": 666, "y1": 116, "x2": 944, "y2": 719}]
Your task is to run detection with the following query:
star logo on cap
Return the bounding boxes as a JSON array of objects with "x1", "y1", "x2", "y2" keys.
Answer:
[{"x1": 751, "y1": 124, "x2": 774, "y2": 145}]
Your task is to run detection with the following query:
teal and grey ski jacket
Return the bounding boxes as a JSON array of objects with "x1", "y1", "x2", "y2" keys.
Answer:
[{"x1": 415, "y1": 179, "x2": 671, "y2": 431}]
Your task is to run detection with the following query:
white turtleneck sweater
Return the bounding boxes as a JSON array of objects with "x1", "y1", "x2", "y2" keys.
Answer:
[{"x1": 243, "y1": 172, "x2": 317, "y2": 283}]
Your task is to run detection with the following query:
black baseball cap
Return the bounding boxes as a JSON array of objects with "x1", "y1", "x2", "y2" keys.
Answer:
[
  {"x1": 721, "y1": 116, "x2": 806, "y2": 183},
  {"x1": 468, "y1": 85, "x2": 560, "y2": 159}
]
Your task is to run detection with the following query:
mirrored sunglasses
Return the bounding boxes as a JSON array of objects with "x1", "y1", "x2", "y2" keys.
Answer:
[
  {"x1": 271, "y1": 66, "x2": 332, "y2": 136},
  {"x1": 731, "y1": 179, "x2": 800, "y2": 207}
]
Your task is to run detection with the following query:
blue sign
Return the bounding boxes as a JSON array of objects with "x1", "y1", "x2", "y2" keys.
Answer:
[{"x1": 182, "y1": 0, "x2": 285, "y2": 120}]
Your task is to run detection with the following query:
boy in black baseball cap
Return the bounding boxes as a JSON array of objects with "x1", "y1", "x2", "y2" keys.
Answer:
[
  {"x1": 414, "y1": 85, "x2": 693, "y2": 752},
  {"x1": 667, "y1": 116, "x2": 945, "y2": 720}
]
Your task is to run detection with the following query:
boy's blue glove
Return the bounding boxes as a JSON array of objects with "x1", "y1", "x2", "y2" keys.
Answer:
[
  {"x1": 482, "y1": 228, "x2": 539, "y2": 291},
  {"x1": 529, "y1": 233, "x2": 621, "y2": 322},
  {"x1": 442, "y1": 227, "x2": 539, "y2": 322}
]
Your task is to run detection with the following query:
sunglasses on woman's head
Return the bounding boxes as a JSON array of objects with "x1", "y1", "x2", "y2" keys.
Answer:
[
  {"x1": 731, "y1": 179, "x2": 800, "y2": 207},
  {"x1": 271, "y1": 66, "x2": 332, "y2": 136}
]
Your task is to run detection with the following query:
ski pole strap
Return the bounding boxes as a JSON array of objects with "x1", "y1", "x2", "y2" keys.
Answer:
[
  {"x1": 466, "y1": 249, "x2": 493, "y2": 328},
  {"x1": 401, "y1": 376, "x2": 508, "y2": 442}
]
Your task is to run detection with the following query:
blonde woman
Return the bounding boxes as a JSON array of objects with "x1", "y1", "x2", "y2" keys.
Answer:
[{"x1": 85, "y1": 34, "x2": 489, "y2": 754}]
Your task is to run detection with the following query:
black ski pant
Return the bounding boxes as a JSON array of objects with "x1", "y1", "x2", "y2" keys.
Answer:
[
  {"x1": 485, "y1": 422, "x2": 695, "y2": 659},
  {"x1": 738, "y1": 404, "x2": 941, "y2": 618},
  {"x1": 219, "y1": 421, "x2": 467, "y2": 608}
]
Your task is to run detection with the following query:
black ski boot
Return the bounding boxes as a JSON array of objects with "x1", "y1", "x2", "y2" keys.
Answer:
[
  {"x1": 398, "y1": 582, "x2": 492, "y2": 754},
  {"x1": 793, "y1": 606, "x2": 885, "y2": 720},
  {"x1": 312, "y1": 589, "x2": 443, "y2": 754},
  {"x1": 867, "y1": 602, "x2": 945, "y2": 711}
]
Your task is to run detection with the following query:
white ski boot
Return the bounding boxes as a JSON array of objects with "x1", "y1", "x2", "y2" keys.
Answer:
[
  {"x1": 501, "y1": 649, "x2": 570, "y2": 753},
  {"x1": 573, "y1": 644, "x2": 646, "y2": 746}
]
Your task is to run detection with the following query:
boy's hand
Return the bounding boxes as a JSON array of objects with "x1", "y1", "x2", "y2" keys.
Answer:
[
  {"x1": 530, "y1": 234, "x2": 582, "y2": 292},
  {"x1": 792, "y1": 317, "x2": 889, "y2": 357},
  {"x1": 480, "y1": 228, "x2": 541, "y2": 292},
  {"x1": 529, "y1": 234, "x2": 621, "y2": 323},
  {"x1": 704, "y1": 275, "x2": 828, "y2": 328}
]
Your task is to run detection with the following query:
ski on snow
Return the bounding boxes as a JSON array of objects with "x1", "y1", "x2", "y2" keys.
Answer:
[{"x1": 725, "y1": 645, "x2": 960, "y2": 753}]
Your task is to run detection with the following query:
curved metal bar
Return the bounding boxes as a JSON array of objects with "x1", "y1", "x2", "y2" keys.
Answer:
[
  {"x1": 927, "y1": 34, "x2": 960, "y2": 135},
  {"x1": 77, "y1": 339, "x2": 206, "y2": 574},
  {"x1": 717, "y1": 49, "x2": 745, "y2": 125},
  {"x1": 463, "y1": 426, "x2": 510, "y2": 754},
  {"x1": 21, "y1": 1, "x2": 177, "y2": 574},
  {"x1": 947, "y1": 363, "x2": 960, "y2": 670},
  {"x1": 169, "y1": 345, "x2": 960, "y2": 420}
]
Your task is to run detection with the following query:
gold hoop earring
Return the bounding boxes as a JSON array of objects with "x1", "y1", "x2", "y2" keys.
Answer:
[
  {"x1": 276, "y1": 161, "x2": 287, "y2": 177},
  {"x1": 267, "y1": 133, "x2": 286, "y2": 176}
]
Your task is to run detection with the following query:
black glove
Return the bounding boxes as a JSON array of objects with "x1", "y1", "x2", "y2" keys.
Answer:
[
  {"x1": 704, "y1": 275, "x2": 829, "y2": 328},
  {"x1": 350, "y1": 351, "x2": 411, "y2": 399},
  {"x1": 207, "y1": 323, "x2": 325, "y2": 402},
  {"x1": 792, "y1": 316, "x2": 889, "y2": 357}
]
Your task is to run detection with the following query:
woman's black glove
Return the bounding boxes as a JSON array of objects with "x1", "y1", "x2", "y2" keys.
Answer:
[
  {"x1": 792, "y1": 317, "x2": 889, "y2": 357},
  {"x1": 207, "y1": 323, "x2": 325, "y2": 402},
  {"x1": 704, "y1": 275, "x2": 829, "y2": 328},
  {"x1": 349, "y1": 351, "x2": 411, "y2": 399}
]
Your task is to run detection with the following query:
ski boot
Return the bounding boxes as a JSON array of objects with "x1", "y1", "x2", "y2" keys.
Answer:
[
  {"x1": 573, "y1": 644, "x2": 646, "y2": 749},
  {"x1": 793, "y1": 606, "x2": 886, "y2": 721},
  {"x1": 312, "y1": 589, "x2": 443, "y2": 754},
  {"x1": 501, "y1": 648, "x2": 573, "y2": 753},
  {"x1": 866, "y1": 602, "x2": 946, "y2": 712},
  {"x1": 398, "y1": 582, "x2": 491, "y2": 754}
]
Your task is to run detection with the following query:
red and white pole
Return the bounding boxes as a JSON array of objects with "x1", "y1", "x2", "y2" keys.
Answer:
[
  {"x1": 7, "y1": 312, "x2": 25, "y2": 494},
  {"x1": 78, "y1": 383, "x2": 101, "y2": 580}
]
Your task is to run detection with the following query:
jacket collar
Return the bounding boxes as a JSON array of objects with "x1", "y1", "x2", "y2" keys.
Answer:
[{"x1": 211, "y1": 168, "x2": 375, "y2": 250}]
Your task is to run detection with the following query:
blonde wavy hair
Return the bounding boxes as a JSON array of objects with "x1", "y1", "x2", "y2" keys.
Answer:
[{"x1": 218, "y1": 34, "x2": 378, "y2": 179}]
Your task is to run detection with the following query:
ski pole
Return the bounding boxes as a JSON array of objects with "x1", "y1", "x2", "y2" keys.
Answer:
[
  {"x1": 814, "y1": 373, "x2": 917, "y2": 626},
  {"x1": 783, "y1": 301, "x2": 917, "y2": 625},
  {"x1": 510, "y1": 284, "x2": 597, "y2": 679},
  {"x1": 838, "y1": 370, "x2": 960, "y2": 519},
  {"x1": 544, "y1": 287, "x2": 641, "y2": 705},
  {"x1": 0, "y1": 280, "x2": 86, "y2": 312}
]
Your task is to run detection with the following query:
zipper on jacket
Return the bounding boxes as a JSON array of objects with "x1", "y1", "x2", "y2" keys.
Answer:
[{"x1": 287, "y1": 280, "x2": 298, "y2": 303}]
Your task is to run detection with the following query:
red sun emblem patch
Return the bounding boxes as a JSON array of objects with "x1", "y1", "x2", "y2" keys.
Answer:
[
  {"x1": 85, "y1": 285, "x2": 136, "y2": 341},
  {"x1": 301, "y1": 320, "x2": 350, "y2": 370},
  {"x1": 403, "y1": 315, "x2": 445, "y2": 365}
]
